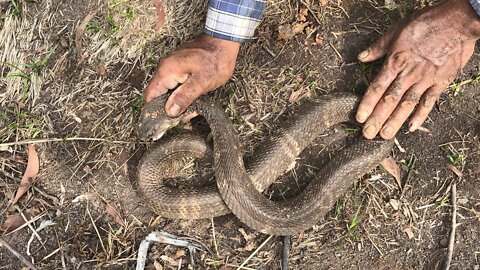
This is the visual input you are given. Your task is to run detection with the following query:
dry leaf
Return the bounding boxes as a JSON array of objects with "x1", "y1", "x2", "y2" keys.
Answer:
[
  {"x1": 314, "y1": 34, "x2": 323, "y2": 45},
  {"x1": 320, "y1": 0, "x2": 328, "y2": 6},
  {"x1": 292, "y1": 22, "x2": 308, "y2": 35},
  {"x1": 278, "y1": 24, "x2": 294, "y2": 40},
  {"x1": 105, "y1": 202, "x2": 125, "y2": 226},
  {"x1": 389, "y1": 199, "x2": 400, "y2": 211},
  {"x1": 160, "y1": 255, "x2": 178, "y2": 266},
  {"x1": 296, "y1": 8, "x2": 308, "y2": 22},
  {"x1": 385, "y1": 0, "x2": 397, "y2": 9},
  {"x1": 11, "y1": 144, "x2": 39, "y2": 205},
  {"x1": 1, "y1": 214, "x2": 25, "y2": 233},
  {"x1": 404, "y1": 227, "x2": 414, "y2": 239},
  {"x1": 289, "y1": 88, "x2": 305, "y2": 103},
  {"x1": 96, "y1": 64, "x2": 106, "y2": 76},
  {"x1": 380, "y1": 157, "x2": 401, "y2": 190},
  {"x1": 151, "y1": 0, "x2": 165, "y2": 31},
  {"x1": 237, "y1": 228, "x2": 255, "y2": 252},
  {"x1": 448, "y1": 164, "x2": 463, "y2": 178},
  {"x1": 175, "y1": 249, "x2": 186, "y2": 259},
  {"x1": 1, "y1": 208, "x2": 37, "y2": 233}
]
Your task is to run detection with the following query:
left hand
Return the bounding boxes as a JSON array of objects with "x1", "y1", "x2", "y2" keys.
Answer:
[{"x1": 356, "y1": 0, "x2": 480, "y2": 139}]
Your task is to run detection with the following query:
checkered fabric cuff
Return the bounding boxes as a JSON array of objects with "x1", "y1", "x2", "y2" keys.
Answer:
[
  {"x1": 470, "y1": 0, "x2": 480, "y2": 16},
  {"x1": 204, "y1": 0, "x2": 266, "y2": 43}
]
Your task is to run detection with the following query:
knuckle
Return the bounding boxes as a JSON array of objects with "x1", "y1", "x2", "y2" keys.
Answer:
[
  {"x1": 366, "y1": 83, "x2": 384, "y2": 95},
  {"x1": 384, "y1": 82, "x2": 403, "y2": 103},
  {"x1": 403, "y1": 87, "x2": 423, "y2": 103},
  {"x1": 387, "y1": 52, "x2": 409, "y2": 71}
]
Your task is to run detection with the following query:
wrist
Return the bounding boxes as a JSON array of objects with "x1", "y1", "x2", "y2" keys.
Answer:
[
  {"x1": 449, "y1": 0, "x2": 480, "y2": 38},
  {"x1": 197, "y1": 34, "x2": 241, "y2": 57}
]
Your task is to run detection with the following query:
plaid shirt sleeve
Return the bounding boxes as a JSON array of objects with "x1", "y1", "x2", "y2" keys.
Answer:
[
  {"x1": 204, "y1": 0, "x2": 266, "y2": 43},
  {"x1": 470, "y1": 0, "x2": 480, "y2": 16}
]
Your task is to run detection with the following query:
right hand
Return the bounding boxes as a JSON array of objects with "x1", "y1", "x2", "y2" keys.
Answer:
[{"x1": 144, "y1": 34, "x2": 240, "y2": 117}]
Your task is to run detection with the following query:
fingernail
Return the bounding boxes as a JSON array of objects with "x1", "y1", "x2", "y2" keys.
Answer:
[
  {"x1": 409, "y1": 121, "x2": 418, "y2": 132},
  {"x1": 364, "y1": 125, "x2": 377, "y2": 137},
  {"x1": 382, "y1": 125, "x2": 394, "y2": 137},
  {"x1": 168, "y1": 104, "x2": 182, "y2": 117},
  {"x1": 359, "y1": 50, "x2": 369, "y2": 59},
  {"x1": 356, "y1": 111, "x2": 369, "y2": 123}
]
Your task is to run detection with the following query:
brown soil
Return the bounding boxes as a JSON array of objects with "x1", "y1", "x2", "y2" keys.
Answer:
[{"x1": 0, "y1": 0, "x2": 479, "y2": 269}]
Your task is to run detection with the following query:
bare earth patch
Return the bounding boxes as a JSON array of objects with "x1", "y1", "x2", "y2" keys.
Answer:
[{"x1": 1, "y1": 0, "x2": 479, "y2": 269}]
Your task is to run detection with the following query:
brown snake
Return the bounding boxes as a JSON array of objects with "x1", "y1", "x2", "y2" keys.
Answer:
[{"x1": 137, "y1": 93, "x2": 393, "y2": 235}]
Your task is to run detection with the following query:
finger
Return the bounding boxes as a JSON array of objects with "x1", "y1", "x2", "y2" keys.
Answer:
[
  {"x1": 408, "y1": 84, "x2": 443, "y2": 132},
  {"x1": 361, "y1": 68, "x2": 417, "y2": 139},
  {"x1": 164, "y1": 77, "x2": 206, "y2": 117},
  {"x1": 358, "y1": 24, "x2": 399, "y2": 63},
  {"x1": 356, "y1": 64, "x2": 400, "y2": 124},
  {"x1": 144, "y1": 58, "x2": 190, "y2": 102},
  {"x1": 379, "y1": 83, "x2": 429, "y2": 139}
]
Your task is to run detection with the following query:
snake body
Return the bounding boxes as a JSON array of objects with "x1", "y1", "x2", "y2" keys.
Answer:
[{"x1": 137, "y1": 93, "x2": 393, "y2": 235}]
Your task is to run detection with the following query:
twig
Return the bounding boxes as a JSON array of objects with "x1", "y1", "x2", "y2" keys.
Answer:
[
  {"x1": 400, "y1": 155, "x2": 416, "y2": 199},
  {"x1": 86, "y1": 206, "x2": 107, "y2": 255},
  {"x1": 14, "y1": 206, "x2": 42, "y2": 242},
  {"x1": 282, "y1": 235, "x2": 291, "y2": 270},
  {"x1": 0, "y1": 237, "x2": 39, "y2": 270},
  {"x1": 237, "y1": 235, "x2": 273, "y2": 270},
  {"x1": 328, "y1": 41, "x2": 343, "y2": 60},
  {"x1": 299, "y1": 0, "x2": 321, "y2": 25},
  {"x1": 136, "y1": 231, "x2": 204, "y2": 270},
  {"x1": 5, "y1": 213, "x2": 46, "y2": 236},
  {"x1": 211, "y1": 218, "x2": 220, "y2": 258},
  {"x1": 0, "y1": 137, "x2": 136, "y2": 148},
  {"x1": 444, "y1": 181, "x2": 457, "y2": 270}
]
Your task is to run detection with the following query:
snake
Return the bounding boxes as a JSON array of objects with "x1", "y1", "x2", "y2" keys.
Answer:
[{"x1": 137, "y1": 92, "x2": 394, "y2": 235}]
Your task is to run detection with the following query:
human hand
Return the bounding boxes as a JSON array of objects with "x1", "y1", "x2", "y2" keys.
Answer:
[
  {"x1": 356, "y1": 0, "x2": 480, "y2": 139},
  {"x1": 144, "y1": 34, "x2": 240, "y2": 117}
]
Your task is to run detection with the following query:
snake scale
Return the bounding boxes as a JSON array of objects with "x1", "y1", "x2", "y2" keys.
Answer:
[{"x1": 137, "y1": 93, "x2": 393, "y2": 235}]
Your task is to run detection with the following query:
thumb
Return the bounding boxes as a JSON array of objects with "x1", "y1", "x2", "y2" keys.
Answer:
[
  {"x1": 144, "y1": 58, "x2": 190, "y2": 102},
  {"x1": 358, "y1": 25, "x2": 398, "y2": 63},
  {"x1": 164, "y1": 77, "x2": 207, "y2": 117}
]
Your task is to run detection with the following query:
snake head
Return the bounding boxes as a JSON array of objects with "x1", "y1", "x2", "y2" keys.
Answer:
[{"x1": 137, "y1": 96, "x2": 182, "y2": 141}]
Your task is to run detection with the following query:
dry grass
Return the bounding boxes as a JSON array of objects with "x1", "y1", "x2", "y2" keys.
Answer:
[{"x1": 1, "y1": 0, "x2": 479, "y2": 269}]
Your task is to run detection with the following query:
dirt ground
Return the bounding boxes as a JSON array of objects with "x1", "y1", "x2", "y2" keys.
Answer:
[{"x1": 1, "y1": 0, "x2": 479, "y2": 269}]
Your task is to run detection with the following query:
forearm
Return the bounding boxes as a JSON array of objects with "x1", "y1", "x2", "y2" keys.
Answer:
[{"x1": 204, "y1": 0, "x2": 266, "y2": 43}]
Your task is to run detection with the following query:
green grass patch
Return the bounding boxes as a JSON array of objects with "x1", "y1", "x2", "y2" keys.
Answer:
[{"x1": 348, "y1": 201, "x2": 363, "y2": 237}]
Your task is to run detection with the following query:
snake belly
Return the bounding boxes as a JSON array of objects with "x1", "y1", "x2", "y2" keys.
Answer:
[{"x1": 137, "y1": 93, "x2": 394, "y2": 235}]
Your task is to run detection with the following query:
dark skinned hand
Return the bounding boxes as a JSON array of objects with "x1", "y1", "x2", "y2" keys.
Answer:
[
  {"x1": 144, "y1": 34, "x2": 240, "y2": 117},
  {"x1": 356, "y1": 0, "x2": 480, "y2": 139}
]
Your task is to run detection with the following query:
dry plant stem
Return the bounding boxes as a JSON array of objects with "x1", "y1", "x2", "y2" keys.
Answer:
[
  {"x1": 237, "y1": 235, "x2": 273, "y2": 270},
  {"x1": 299, "y1": 0, "x2": 321, "y2": 25},
  {"x1": 0, "y1": 237, "x2": 39, "y2": 270},
  {"x1": 281, "y1": 235, "x2": 291, "y2": 270},
  {"x1": 400, "y1": 156, "x2": 416, "y2": 199},
  {"x1": 444, "y1": 181, "x2": 457, "y2": 270},
  {"x1": 0, "y1": 137, "x2": 133, "y2": 148}
]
